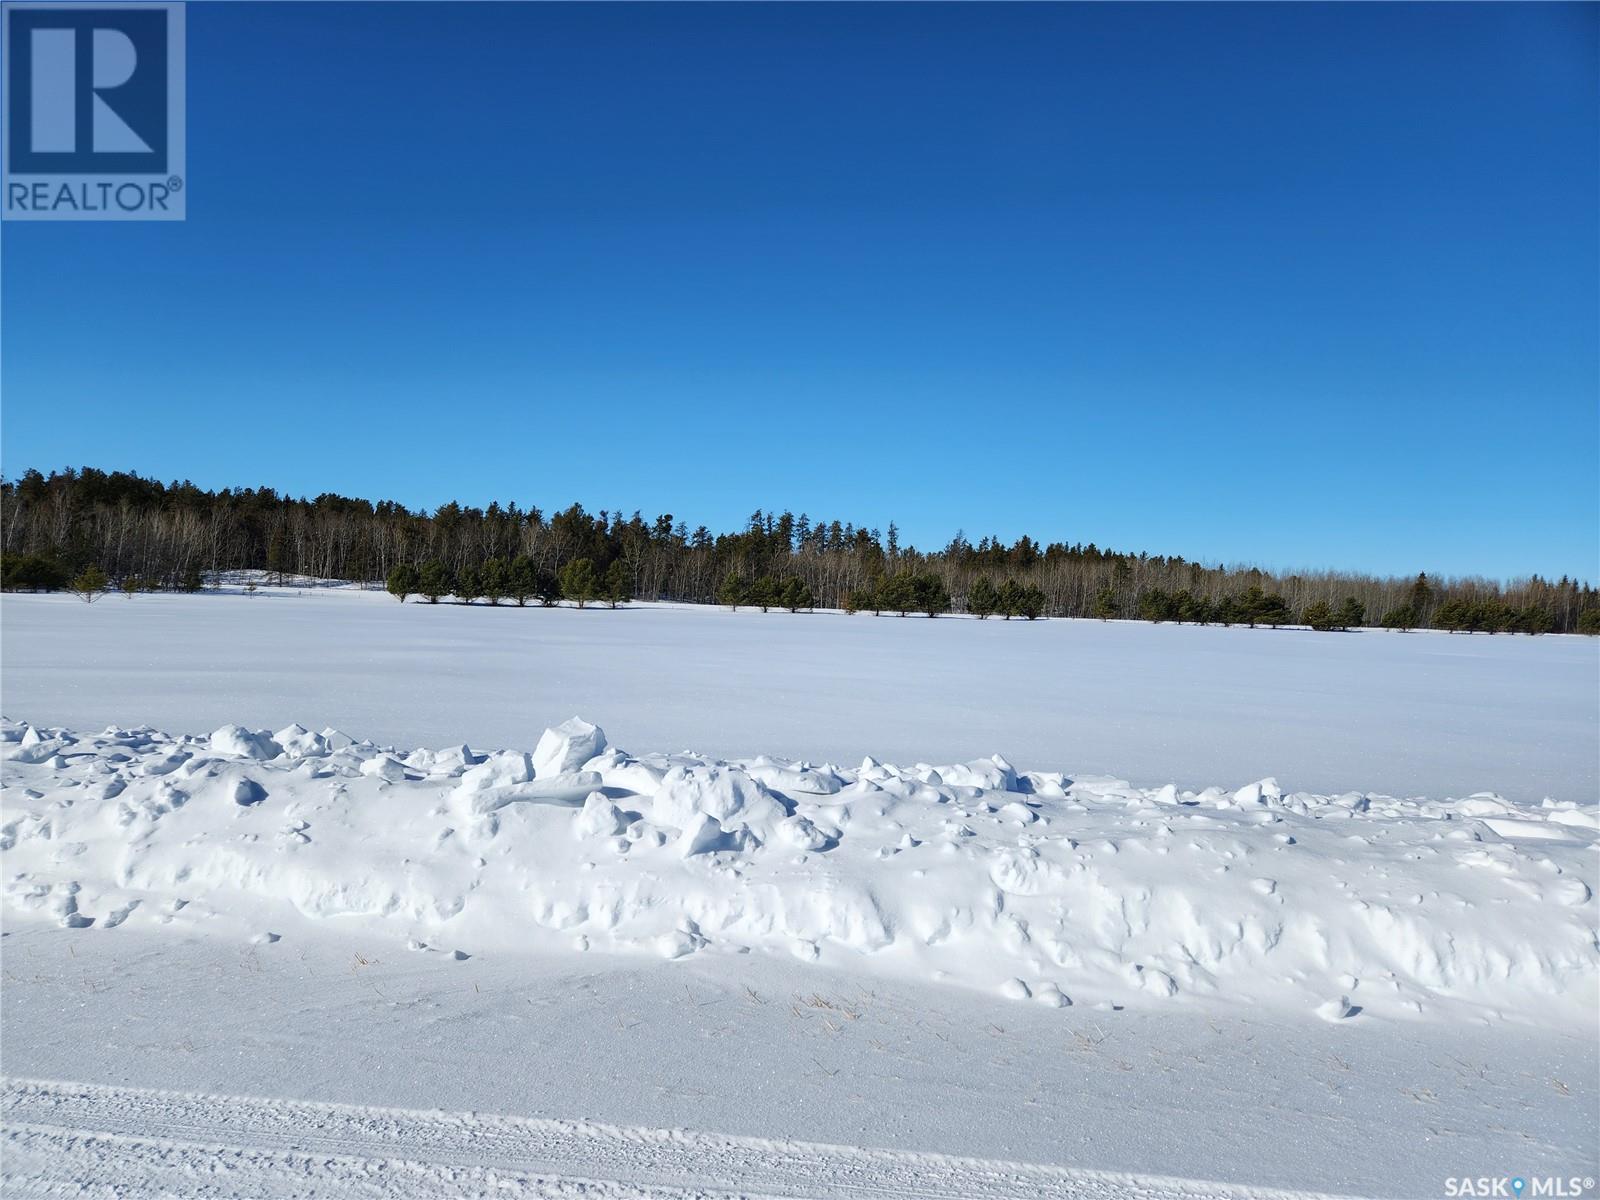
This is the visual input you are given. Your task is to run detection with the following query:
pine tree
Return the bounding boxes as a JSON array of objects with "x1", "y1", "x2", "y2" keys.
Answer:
[
  {"x1": 120, "y1": 575, "x2": 143, "y2": 599},
  {"x1": 1433, "y1": 598, "x2": 1470, "y2": 632},
  {"x1": 1258, "y1": 592, "x2": 1292, "y2": 627},
  {"x1": 1239, "y1": 584, "x2": 1267, "y2": 627},
  {"x1": 418, "y1": 561, "x2": 451, "y2": 604},
  {"x1": 480, "y1": 558, "x2": 508, "y2": 605},
  {"x1": 1409, "y1": 573, "x2": 1434, "y2": 625},
  {"x1": 386, "y1": 563, "x2": 419, "y2": 603},
  {"x1": 1091, "y1": 585, "x2": 1117, "y2": 621},
  {"x1": 604, "y1": 560, "x2": 633, "y2": 609},
  {"x1": 880, "y1": 571, "x2": 918, "y2": 616},
  {"x1": 776, "y1": 577, "x2": 806, "y2": 613},
  {"x1": 1, "y1": 554, "x2": 69, "y2": 592},
  {"x1": 1137, "y1": 588, "x2": 1172, "y2": 623},
  {"x1": 180, "y1": 565, "x2": 205, "y2": 593},
  {"x1": 560, "y1": 558, "x2": 600, "y2": 608},
  {"x1": 455, "y1": 563, "x2": 483, "y2": 605},
  {"x1": 718, "y1": 571, "x2": 747, "y2": 610},
  {"x1": 749, "y1": 575, "x2": 780, "y2": 613},
  {"x1": 1301, "y1": 600, "x2": 1336, "y2": 631},
  {"x1": 845, "y1": 584, "x2": 877, "y2": 615},
  {"x1": 913, "y1": 574, "x2": 950, "y2": 617},
  {"x1": 508, "y1": 557, "x2": 537, "y2": 606},
  {"x1": 71, "y1": 564, "x2": 108, "y2": 603},
  {"x1": 1336, "y1": 597, "x2": 1365, "y2": 630},
  {"x1": 535, "y1": 567, "x2": 561, "y2": 607},
  {"x1": 967, "y1": 576, "x2": 998, "y2": 619},
  {"x1": 1517, "y1": 606, "x2": 1554, "y2": 635},
  {"x1": 1379, "y1": 605, "x2": 1415, "y2": 630}
]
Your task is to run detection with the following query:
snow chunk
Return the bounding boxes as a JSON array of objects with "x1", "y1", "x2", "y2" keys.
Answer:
[
  {"x1": 274, "y1": 724, "x2": 328, "y2": 758},
  {"x1": 208, "y1": 726, "x2": 282, "y2": 760},
  {"x1": 359, "y1": 754, "x2": 407, "y2": 782},
  {"x1": 776, "y1": 815, "x2": 830, "y2": 852},
  {"x1": 649, "y1": 765, "x2": 783, "y2": 832},
  {"x1": 576, "y1": 793, "x2": 628, "y2": 839},
  {"x1": 533, "y1": 718, "x2": 607, "y2": 778}
]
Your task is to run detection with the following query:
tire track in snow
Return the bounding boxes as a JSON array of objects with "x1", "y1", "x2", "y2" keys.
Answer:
[{"x1": 3, "y1": 1077, "x2": 1366, "y2": 1200}]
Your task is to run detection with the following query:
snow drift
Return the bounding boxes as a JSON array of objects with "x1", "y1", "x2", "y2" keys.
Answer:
[{"x1": 3, "y1": 716, "x2": 1595, "y2": 1024}]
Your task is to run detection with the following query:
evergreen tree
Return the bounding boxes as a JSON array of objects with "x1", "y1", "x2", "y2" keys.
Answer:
[
  {"x1": 1091, "y1": 585, "x2": 1117, "y2": 621},
  {"x1": 480, "y1": 558, "x2": 509, "y2": 605},
  {"x1": 560, "y1": 558, "x2": 600, "y2": 608},
  {"x1": 386, "y1": 563, "x2": 419, "y2": 603},
  {"x1": 1409, "y1": 573, "x2": 1434, "y2": 625},
  {"x1": 1137, "y1": 588, "x2": 1173, "y2": 623},
  {"x1": 1018, "y1": 585, "x2": 1046, "y2": 620},
  {"x1": 1, "y1": 554, "x2": 69, "y2": 592},
  {"x1": 604, "y1": 560, "x2": 633, "y2": 609},
  {"x1": 718, "y1": 571, "x2": 747, "y2": 611},
  {"x1": 508, "y1": 557, "x2": 537, "y2": 606},
  {"x1": 1517, "y1": 606, "x2": 1554, "y2": 635},
  {"x1": 1577, "y1": 609, "x2": 1600, "y2": 636},
  {"x1": 535, "y1": 567, "x2": 561, "y2": 606},
  {"x1": 1379, "y1": 605, "x2": 1415, "y2": 630},
  {"x1": 1258, "y1": 591, "x2": 1292, "y2": 627},
  {"x1": 120, "y1": 575, "x2": 143, "y2": 600},
  {"x1": 71, "y1": 564, "x2": 108, "y2": 603},
  {"x1": 967, "y1": 576, "x2": 998, "y2": 619},
  {"x1": 749, "y1": 574, "x2": 781, "y2": 612},
  {"x1": 1238, "y1": 584, "x2": 1267, "y2": 627},
  {"x1": 1336, "y1": 597, "x2": 1365, "y2": 630},
  {"x1": 879, "y1": 571, "x2": 918, "y2": 616},
  {"x1": 1432, "y1": 598, "x2": 1470, "y2": 631},
  {"x1": 455, "y1": 563, "x2": 483, "y2": 605},
  {"x1": 844, "y1": 584, "x2": 877, "y2": 615},
  {"x1": 180, "y1": 565, "x2": 205, "y2": 593},
  {"x1": 913, "y1": 574, "x2": 950, "y2": 617},
  {"x1": 780, "y1": 577, "x2": 813, "y2": 613},
  {"x1": 997, "y1": 578, "x2": 1026, "y2": 620},
  {"x1": 1301, "y1": 600, "x2": 1336, "y2": 631},
  {"x1": 418, "y1": 560, "x2": 451, "y2": 604}
]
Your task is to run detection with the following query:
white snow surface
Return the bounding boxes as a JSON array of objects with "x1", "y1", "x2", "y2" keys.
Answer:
[
  {"x1": 4, "y1": 714, "x2": 1595, "y2": 1026},
  {"x1": 4, "y1": 589, "x2": 1598, "y2": 1196},
  {"x1": 3, "y1": 586, "x2": 1597, "y2": 802}
]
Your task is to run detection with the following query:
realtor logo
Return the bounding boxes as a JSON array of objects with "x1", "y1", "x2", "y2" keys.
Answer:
[{"x1": 3, "y1": 2, "x2": 185, "y2": 219}]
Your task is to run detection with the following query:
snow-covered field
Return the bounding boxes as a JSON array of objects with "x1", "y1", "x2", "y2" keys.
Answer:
[
  {"x1": 3, "y1": 587, "x2": 1597, "y2": 1197},
  {"x1": 3, "y1": 584, "x2": 1597, "y2": 801}
]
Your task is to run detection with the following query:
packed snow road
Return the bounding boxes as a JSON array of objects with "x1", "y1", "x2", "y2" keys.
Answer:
[
  {"x1": 2, "y1": 1078, "x2": 1363, "y2": 1200},
  {"x1": 2, "y1": 586, "x2": 1596, "y2": 802},
  {"x1": 2, "y1": 929, "x2": 1593, "y2": 1199}
]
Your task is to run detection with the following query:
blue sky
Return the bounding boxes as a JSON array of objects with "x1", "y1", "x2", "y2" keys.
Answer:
[{"x1": 3, "y1": 2, "x2": 1595, "y2": 580}]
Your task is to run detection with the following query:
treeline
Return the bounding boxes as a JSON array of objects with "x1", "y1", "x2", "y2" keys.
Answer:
[{"x1": 3, "y1": 467, "x2": 1597, "y2": 634}]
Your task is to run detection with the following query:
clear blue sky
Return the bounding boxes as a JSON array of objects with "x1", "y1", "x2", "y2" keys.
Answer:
[{"x1": 3, "y1": 2, "x2": 1595, "y2": 580}]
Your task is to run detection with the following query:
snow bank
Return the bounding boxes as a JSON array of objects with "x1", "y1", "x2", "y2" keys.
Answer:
[{"x1": 3, "y1": 717, "x2": 1595, "y2": 1024}]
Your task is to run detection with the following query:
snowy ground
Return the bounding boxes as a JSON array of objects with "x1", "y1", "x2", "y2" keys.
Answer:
[
  {"x1": 3, "y1": 584, "x2": 1596, "y2": 801},
  {"x1": 2, "y1": 587, "x2": 1597, "y2": 1197},
  {"x1": 4, "y1": 927, "x2": 1595, "y2": 1199}
]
